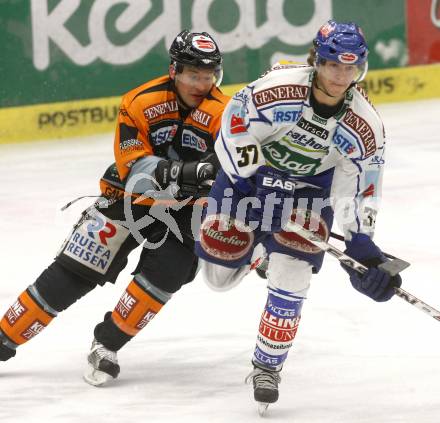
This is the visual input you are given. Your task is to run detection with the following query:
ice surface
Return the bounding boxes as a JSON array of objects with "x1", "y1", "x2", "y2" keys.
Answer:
[{"x1": 1, "y1": 99, "x2": 440, "y2": 422}]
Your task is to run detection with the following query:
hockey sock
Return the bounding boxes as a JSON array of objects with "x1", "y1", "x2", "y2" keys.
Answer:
[
  {"x1": 253, "y1": 288, "x2": 303, "y2": 371},
  {"x1": 0, "y1": 285, "x2": 57, "y2": 349},
  {"x1": 110, "y1": 274, "x2": 172, "y2": 337}
]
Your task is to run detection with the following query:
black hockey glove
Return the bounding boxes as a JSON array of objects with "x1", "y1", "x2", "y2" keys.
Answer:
[
  {"x1": 342, "y1": 234, "x2": 402, "y2": 302},
  {"x1": 154, "y1": 159, "x2": 216, "y2": 197}
]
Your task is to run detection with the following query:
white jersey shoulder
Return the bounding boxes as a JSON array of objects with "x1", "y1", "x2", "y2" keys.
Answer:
[
  {"x1": 337, "y1": 84, "x2": 385, "y2": 161},
  {"x1": 214, "y1": 64, "x2": 315, "y2": 180},
  {"x1": 250, "y1": 63, "x2": 312, "y2": 96}
]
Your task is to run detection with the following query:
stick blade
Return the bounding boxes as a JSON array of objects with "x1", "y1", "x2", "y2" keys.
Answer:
[{"x1": 378, "y1": 258, "x2": 411, "y2": 276}]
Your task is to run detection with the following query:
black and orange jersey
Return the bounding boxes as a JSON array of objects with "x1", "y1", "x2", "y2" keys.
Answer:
[{"x1": 114, "y1": 75, "x2": 230, "y2": 180}]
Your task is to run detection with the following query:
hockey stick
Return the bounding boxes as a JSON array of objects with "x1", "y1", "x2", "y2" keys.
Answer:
[
  {"x1": 61, "y1": 180, "x2": 215, "y2": 211},
  {"x1": 283, "y1": 220, "x2": 440, "y2": 322}
]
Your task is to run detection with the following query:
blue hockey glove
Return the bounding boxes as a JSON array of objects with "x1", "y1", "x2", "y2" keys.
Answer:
[
  {"x1": 342, "y1": 233, "x2": 402, "y2": 302},
  {"x1": 248, "y1": 166, "x2": 296, "y2": 232}
]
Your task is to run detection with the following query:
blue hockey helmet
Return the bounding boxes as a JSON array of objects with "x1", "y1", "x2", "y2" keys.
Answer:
[{"x1": 313, "y1": 20, "x2": 368, "y2": 66}]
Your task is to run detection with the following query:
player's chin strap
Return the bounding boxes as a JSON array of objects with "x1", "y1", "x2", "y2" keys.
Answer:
[
  {"x1": 282, "y1": 220, "x2": 440, "y2": 322},
  {"x1": 313, "y1": 78, "x2": 339, "y2": 98}
]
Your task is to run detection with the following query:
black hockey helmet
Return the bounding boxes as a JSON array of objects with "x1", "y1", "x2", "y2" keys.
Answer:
[
  {"x1": 169, "y1": 30, "x2": 223, "y2": 85},
  {"x1": 169, "y1": 30, "x2": 222, "y2": 67}
]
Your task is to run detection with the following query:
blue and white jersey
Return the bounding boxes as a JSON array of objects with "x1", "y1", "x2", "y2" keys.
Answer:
[{"x1": 214, "y1": 63, "x2": 386, "y2": 239}]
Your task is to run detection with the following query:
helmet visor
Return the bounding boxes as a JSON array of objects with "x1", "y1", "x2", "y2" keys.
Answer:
[
  {"x1": 174, "y1": 63, "x2": 223, "y2": 88},
  {"x1": 317, "y1": 58, "x2": 368, "y2": 84}
]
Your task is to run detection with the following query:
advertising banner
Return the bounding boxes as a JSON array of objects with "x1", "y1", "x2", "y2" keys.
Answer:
[
  {"x1": 1, "y1": 0, "x2": 406, "y2": 108},
  {"x1": 3, "y1": 64, "x2": 440, "y2": 145},
  {"x1": 407, "y1": 0, "x2": 440, "y2": 64}
]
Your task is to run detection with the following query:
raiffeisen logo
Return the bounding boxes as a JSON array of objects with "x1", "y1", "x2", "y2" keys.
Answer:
[{"x1": 87, "y1": 215, "x2": 117, "y2": 246}]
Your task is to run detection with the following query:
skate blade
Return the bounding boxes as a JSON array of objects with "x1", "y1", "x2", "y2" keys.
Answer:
[
  {"x1": 83, "y1": 364, "x2": 114, "y2": 387},
  {"x1": 258, "y1": 402, "x2": 269, "y2": 417}
]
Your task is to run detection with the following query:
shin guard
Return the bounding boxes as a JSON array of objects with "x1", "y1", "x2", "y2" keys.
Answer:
[
  {"x1": 110, "y1": 275, "x2": 172, "y2": 337},
  {"x1": 0, "y1": 285, "x2": 57, "y2": 347},
  {"x1": 253, "y1": 288, "x2": 303, "y2": 371}
]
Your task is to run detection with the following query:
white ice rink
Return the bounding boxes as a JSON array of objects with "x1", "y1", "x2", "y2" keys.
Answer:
[{"x1": 1, "y1": 98, "x2": 440, "y2": 422}]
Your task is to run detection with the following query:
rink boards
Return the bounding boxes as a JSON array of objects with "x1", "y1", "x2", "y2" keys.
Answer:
[{"x1": 0, "y1": 64, "x2": 439, "y2": 144}]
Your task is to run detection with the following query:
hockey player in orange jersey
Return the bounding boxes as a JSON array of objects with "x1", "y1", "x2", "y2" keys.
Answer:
[{"x1": 0, "y1": 30, "x2": 230, "y2": 387}]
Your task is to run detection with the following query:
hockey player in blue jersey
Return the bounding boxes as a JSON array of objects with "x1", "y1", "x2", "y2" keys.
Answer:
[{"x1": 195, "y1": 20, "x2": 403, "y2": 413}]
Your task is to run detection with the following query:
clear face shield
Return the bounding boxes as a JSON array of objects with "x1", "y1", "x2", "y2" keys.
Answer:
[
  {"x1": 174, "y1": 62, "x2": 223, "y2": 89},
  {"x1": 316, "y1": 57, "x2": 368, "y2": 86}
]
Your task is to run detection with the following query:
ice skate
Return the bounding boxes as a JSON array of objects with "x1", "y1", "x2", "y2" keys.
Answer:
[
  {"x1": 83, "y1": 339, "x2": 120, "y2": 387},
  {"x1": 245, "y1": 366, "x2": 281, "y2": 416}
]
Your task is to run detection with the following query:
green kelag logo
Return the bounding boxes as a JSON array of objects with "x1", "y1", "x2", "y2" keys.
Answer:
[
  {"x1": 30, "y1": 0, "x2": 332, "y2": 70},
  {"x1": 262, "y1": 140, "x2": 321, "y2": 175}
]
